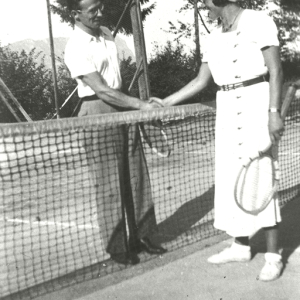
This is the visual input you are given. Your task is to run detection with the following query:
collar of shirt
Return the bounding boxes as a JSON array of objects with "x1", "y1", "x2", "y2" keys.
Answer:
[{"x1": 73, "y1": 26, "x2": 109, "y2": 43}]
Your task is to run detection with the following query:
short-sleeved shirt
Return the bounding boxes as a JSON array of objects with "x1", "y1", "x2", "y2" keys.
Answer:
[
  {"x1": 202, "y1": 10, "x2": 279, "y2": 86},
  {"x1": 64, "y1": 26, "x2": 122, "y2": 98}
]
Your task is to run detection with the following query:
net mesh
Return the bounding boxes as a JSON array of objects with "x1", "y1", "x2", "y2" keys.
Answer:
[{"x1": 0, "y1": 99, "x2": 299, "y2": 299}]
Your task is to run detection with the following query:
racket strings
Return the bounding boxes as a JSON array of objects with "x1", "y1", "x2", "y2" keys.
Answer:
[
  {"x1": 235, "y1": 155, "x2": 279, "y2": 214},
  {"x1": 139, "y1": 123, "x2": 171, "y2": 157}
]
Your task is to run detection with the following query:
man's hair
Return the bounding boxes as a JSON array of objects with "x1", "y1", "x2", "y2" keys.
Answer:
[
  {"x1": 66, "y1": 0, "x2": 83, "y2": 12},
  {"x1": 212, "y1": 0, "x2": 238, "y2": 7}
]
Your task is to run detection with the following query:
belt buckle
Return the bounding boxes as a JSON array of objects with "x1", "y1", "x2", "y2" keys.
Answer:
[{"x1": 224, "y1": 84, "x2": 230, "y2": 91}]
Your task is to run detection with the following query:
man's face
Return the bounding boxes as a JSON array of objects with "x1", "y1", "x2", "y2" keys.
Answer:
[
  {"x1": 74, "y1": 0, "x2": 104, "y2": 30},
  {"x1": 204, "y1": 0, "x2": 222, "y2": 21}
]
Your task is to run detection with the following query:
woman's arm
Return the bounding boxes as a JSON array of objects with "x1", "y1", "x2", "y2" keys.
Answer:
[
  {"x1": 262, "y1": 46, "x2": 284, "y2": 144},
  {"x1": 151, "y1": 63, "x2": 213, "y2": 107}
]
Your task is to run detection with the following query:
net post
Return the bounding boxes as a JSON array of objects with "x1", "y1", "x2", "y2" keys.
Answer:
[
  {"x1": 130, "y1": 0, "x2": 151, "y2": 100},
  {"x1": 46, "y1": 0, "x2": 60, "y2": 119}
]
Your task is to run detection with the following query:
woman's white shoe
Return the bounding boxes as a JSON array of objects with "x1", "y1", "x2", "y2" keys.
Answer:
[
  {"x1": 207, "y1": 243, "x2": 251, "y2": 264},
  {"x1": 258, "y1": 253, "x2": 283, "y2": 282}
]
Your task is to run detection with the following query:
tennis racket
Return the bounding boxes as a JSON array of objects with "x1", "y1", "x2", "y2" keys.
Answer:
[
  {"x1": 234, "y1": 83, "x2": 297, "y2": 214},
  {"x1": 138, "y1": 120, "x2": 171, "y2": 158},
  {"x1": 234, "y1": 147, "x2": 280, "y2": 215}
]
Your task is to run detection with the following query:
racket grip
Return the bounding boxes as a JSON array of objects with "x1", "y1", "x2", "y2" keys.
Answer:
[{"x1": 281, "y1": 80, "x2": 300, "y2": 121}]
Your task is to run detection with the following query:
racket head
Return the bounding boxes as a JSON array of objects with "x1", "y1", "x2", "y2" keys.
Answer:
[
  {"x1": 234, "y1": 153, "x2": 280, "y2": 215},
  {"x1": 139, "y1": 122, "x2": 171, "y2": 158}
]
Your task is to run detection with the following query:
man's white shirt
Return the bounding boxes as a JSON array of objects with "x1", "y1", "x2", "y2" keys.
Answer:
[{"x1": 64, "y1": 26, "x2": 122, "y2": 98}]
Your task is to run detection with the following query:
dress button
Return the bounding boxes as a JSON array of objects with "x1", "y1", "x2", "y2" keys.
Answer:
[
  {"x1": 233, "y1": 59, "x2": 237, "y2": 63},
  {"x1": 237, "y1": 112, "x2": 241, "y2": 115},
  {"x1": 236, "y1": 31, "x2": 241, "y2": 35},
  {"x1": 235, "y1": 75, "x2": 241, "y2": 78},
  {"x1": 234, "y1": 44, "x2": 238, "y2": 48},
  {"x1": 238, "y1": 127, "x2": 242, "y2": 130},
  {"x1": 236, "y1": 95, "x2": 241, "y2": 99}
]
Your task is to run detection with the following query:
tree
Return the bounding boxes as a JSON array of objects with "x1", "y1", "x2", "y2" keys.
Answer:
[
  {"x1": 168, "y1": 0, "x2": 300, "y2": 66},
  {"x1": 0, "y1": 45, "x2": 80, "y2": 122},
  {"x1": 55, "y1": 61, "x2": 80, "y2": 118},
  {"x1": 119, "y1": 56, "x2": 140, "y2": 97},
  {"x1": 51, "y1": 0, "x2": 155, "y2": 34},
  {"x1": 148, "y1": 42, "x2": 217, "y2": 102},
  {"x1": 270, "y1": 0, "x2": 300, "y2": 62},
  {"x1": 0, "y1": 46, "x2": 54, "y2": 122}
]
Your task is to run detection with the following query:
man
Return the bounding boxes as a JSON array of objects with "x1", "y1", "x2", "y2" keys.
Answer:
[{"x1": 64, "y1": 0, "x2": 166, "y2": 265}]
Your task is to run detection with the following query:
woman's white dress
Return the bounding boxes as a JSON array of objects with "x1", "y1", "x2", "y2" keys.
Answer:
[{"x1": 202, "y1": 10, "x2": 281, "y2": 237}]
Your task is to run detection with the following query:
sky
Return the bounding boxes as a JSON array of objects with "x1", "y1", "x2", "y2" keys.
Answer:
[{"x1": 0, "y1": 0, "x2": 198, "y2": 57}]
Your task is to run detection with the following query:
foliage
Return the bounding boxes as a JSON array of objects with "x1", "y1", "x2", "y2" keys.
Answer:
[
  {"x1": 148, "y1": 42, "x2": 217, "y2": 103},
  {"x1": 0, "y1": 45, "x2": 79, "y2": 123},
  {"x1": 119, "y1": 56, "x2": 139, "y2": 97},
  {"x1": 270, "y1": 1, "x2": 300, "y2": 62},
  {"x1": 0, "y1": 46, "x2": 53, "y2": 122},
  {"x1": 168, "y1": 0, "x2": 300, "y2": 63},
  {"x1": 55, "y1": 59, "x2": 80, "y2": 118},
  {"x1": 51, "y1": 0, "x2": 155, "y2": 34}
]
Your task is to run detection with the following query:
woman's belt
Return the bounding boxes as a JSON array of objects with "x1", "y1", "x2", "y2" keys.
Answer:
[
  {"x1": 81, "y1": 94, "x2": 100, "y2": 101},
  {"x1": 218, "y1": 76, "x2": 267, "y2": 91}
]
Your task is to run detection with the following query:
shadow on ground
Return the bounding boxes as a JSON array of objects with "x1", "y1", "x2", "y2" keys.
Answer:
[
  {"x1": 153, "y1": 186, "x2": 215, "y2": 244},
  {"x1": 251, "y1": 195, "x2": 300, "y2": 266}
]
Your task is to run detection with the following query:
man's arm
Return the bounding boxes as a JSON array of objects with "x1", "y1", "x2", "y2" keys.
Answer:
[
  {"x1": 262, "y1": 46, "x2": 284, "y2": 144},
  {"x1": 80, "y1": 71, "x2": 158, "y2": 110},
  {"x1": 151, "y1": 63, "x2": 213, "y2": 107}
]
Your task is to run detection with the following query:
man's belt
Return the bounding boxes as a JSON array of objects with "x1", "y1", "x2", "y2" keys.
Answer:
[{"x1": 218, "y1": 76, "x2": 267, "y2": 92}]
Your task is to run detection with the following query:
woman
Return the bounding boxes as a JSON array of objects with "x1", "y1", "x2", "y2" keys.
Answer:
[{"x1": 151, "y1": 0, "x2": 284, "y2": 281}]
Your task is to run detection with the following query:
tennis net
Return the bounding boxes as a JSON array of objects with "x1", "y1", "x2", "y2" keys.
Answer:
[{"x1": 0, "y1": 101, "x2": 299, "y2": 299}]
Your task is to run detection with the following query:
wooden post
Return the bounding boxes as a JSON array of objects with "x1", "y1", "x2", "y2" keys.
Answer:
[
  {"x1": 194, "y1": 0, "x2": 201, "y2": 70},
  {"x1": 0, "y1": 78, "x2": 32, "y2": 121},
  {"x1": 0, "y1": 89, "x2": 22, "y2": 122},
  {"x1": 46, "y1": 0, "x2": 60, "y2": 118},
  {"x1": 130, "y1": 0, "x2": 150, "y2": 100}
]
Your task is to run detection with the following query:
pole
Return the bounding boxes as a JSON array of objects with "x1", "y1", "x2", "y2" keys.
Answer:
[
  {"x1": 46, "y1": 0, "x2": 60, "y2": 119},
  {"x1": 194, "y1": 0, "x2": 201, "y2": 70},
  {"x1": 0, "y1": 89, "x2": 22, "y2": 122},
  {"x1": 130, "y1": 0, "x2": 151, "y2": 100},
  {"x1": 0, "y1": 77, "x2": 32, "y2": 121}
]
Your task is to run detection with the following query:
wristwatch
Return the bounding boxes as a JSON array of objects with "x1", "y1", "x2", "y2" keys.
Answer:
[{"x1": 268, "y1": 107, "x2": 280, "y2": 113}]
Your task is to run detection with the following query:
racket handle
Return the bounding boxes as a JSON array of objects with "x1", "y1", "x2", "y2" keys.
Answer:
[{"x1": 281, "y1": 80, "x2": 300, "y2": 121}]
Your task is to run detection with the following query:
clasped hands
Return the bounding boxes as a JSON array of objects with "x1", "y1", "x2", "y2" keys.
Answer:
[
  {"x1": 140, "y1": 97, "x2": 166, "y2": 110},
  {"x1": 149, "y1": 97, "x2": 165, "y2": 107}
]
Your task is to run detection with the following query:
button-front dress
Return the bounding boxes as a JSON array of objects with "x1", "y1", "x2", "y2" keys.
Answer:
[{"x1": 202, "y1": 10, "x2": 281, "y2": 237}]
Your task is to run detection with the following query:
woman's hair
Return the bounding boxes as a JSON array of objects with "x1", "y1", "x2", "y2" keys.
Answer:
[
  {"x1": 66, "y1": 0, "x2": 82, "y2": 12},
  {"x1": 212, "y1": 0, "x2": 237, "y2": 7}
]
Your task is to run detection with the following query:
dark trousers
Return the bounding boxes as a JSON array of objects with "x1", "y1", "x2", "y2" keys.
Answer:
[{"x1": 78, "y1": 98, "x2": 157, "y2": 255}]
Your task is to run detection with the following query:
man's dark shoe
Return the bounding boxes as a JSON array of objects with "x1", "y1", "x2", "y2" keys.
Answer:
[
  {"x1": 134, "y1": 237, "x2": 167, "y2": 255},
  {"x1": 110, "y1": 252, "x2": 140, "y2": 265}
]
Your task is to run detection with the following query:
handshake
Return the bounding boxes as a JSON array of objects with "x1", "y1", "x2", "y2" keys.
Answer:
[{"x1": 140, "y1": 97, "x2": 168, "y2": 111}]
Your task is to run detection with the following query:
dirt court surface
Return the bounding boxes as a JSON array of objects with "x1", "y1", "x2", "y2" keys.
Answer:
[{"x1": 32, "y1": 194, "x2": 300, "y2": 300}]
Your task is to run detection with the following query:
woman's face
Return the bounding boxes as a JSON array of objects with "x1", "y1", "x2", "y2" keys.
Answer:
[{"x1": 204, "y1": 0, "x2": 222, "y2": 21}]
